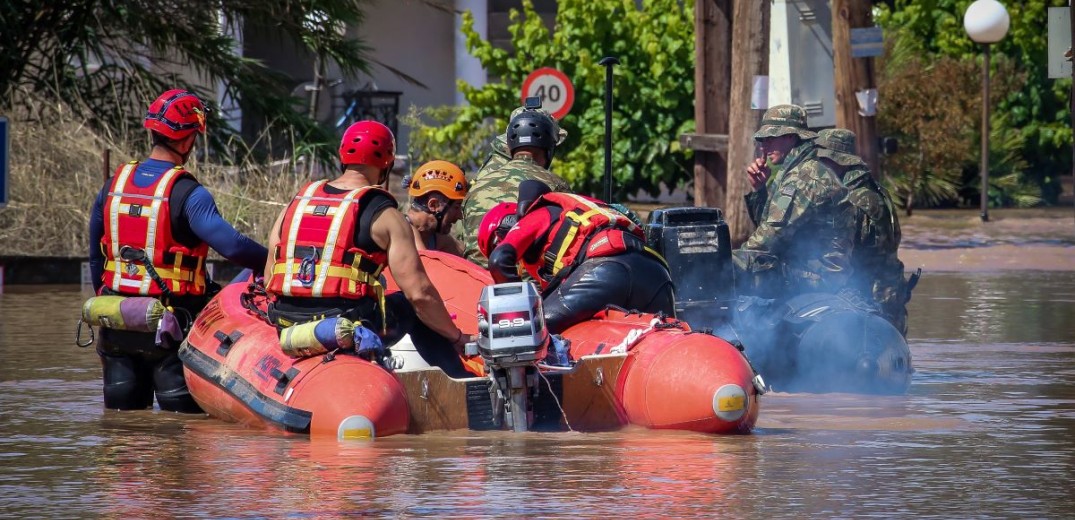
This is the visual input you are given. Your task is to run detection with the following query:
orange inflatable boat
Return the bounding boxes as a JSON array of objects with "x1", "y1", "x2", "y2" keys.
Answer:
[{"x1": 181, "y1": 251, "x2": 760, "y2": 437}]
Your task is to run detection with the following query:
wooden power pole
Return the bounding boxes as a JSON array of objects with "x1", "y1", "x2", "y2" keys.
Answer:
[
  {"x1": 832, "y1": 0, "x2": 880, "y2": 177},
  {"x1": 725, "y1": 0, "x2": 771, "y2": 245},
  {"x1": 682, "y1": 0, "x2": 733, "y2": 208}
]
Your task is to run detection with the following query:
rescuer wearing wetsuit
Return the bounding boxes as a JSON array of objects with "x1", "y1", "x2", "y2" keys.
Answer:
[
  {"x1": 88, "y1": 89, "x2": 268, "y2": 413},
  {"x1": 481, "y1": 180, "x2": 676, "y2": 333},
  {"x1": 264, "y1": 121, "x2": 475, "y2": 376}
]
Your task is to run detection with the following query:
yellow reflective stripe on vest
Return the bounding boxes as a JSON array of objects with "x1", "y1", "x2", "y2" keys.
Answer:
[
  {"x1": 550, "y1": 208, "x2": 605, "y2": 275},
  {"x1": 551, "y1": 222, "x2": 581, "y2": 275},
  {"x1": 141, "y1": 166, "x2": 183, "y2": 294},
  {"x1": 313, "y1": 187, "x2": 365, "y2": 297},
  {"x1": 171, "y1": 251, "x2": 206, "y2": 294},
  {"x1": 644, "y1": 246, "x2": 670, "y2": 270},
  {"x1": 281, "y1": 181, "x2": 325, "y2": 296},
  {"x1": 271, "y1": 263, "x2": 381, "y2": 285},
  {"x1": 103, "y1": 261, "x2": 199, "y2": 282},
  {"x1": 107, "y1": 163, "x2": 137, "y2": 293}
]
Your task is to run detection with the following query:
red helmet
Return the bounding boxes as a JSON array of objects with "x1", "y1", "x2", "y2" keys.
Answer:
[
  {"x1": 340, "y1": 121, "x2": 395, "y2": 170},
  {"x1": 478, "y1": 202, "x2": 518, "y2": 259},
  {"x1": 144, "y1": 89, "x2": 207, "y2": 140}
]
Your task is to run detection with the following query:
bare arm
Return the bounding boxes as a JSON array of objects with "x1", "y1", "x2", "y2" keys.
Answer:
[
  {"x1": 371, "y1": 207, "x2": 466, "y2": 345},
  {"x1": 437, "y1": 233, "x2": 464, "y2": 257}
]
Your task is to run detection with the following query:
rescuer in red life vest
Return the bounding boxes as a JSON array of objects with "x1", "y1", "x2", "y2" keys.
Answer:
[
  {"x1": 264, "y1": 121, "x2": 475, "y2": 373},
  {"x1": 87, "y1": 89, "x2": 269, "y2": 413},
  {"x1": 479, "y1": 180, "x2": 677, "y2": 333}
]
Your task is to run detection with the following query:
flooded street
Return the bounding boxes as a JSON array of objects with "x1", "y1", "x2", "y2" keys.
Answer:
[{"x1": 1, "y1": 272, "x2": 1073, "y2": 517}]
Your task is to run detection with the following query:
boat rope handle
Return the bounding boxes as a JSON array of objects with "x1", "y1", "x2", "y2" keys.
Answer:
[
  {"x1": 609, "y1": 317, "x2": 662, "y2": 354},
  {"x1": 74, "y1": 319, "x2": 95, "y2": 348}
]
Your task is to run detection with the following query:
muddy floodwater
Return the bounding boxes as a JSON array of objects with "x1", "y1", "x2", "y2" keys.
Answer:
[{"x1": 1, "y1": 272, "x2": 1073, "y2": 517}]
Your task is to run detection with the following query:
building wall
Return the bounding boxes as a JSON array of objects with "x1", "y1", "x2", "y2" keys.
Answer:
[
  {"x1": 242, "y1": 1, "x2": 461, "y2": 155},
  {"x1": 346, "y1": 0, "x2": 459, "y2": 154},
  {"x1": 769, "y1": 0, "x2": 837, "y2": 128}
]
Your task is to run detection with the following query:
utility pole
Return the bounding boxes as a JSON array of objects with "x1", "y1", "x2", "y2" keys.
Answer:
[
  {"x1": 682, "y1": 0, "x2": 733, "y2": 208},
  {"x1": 832, "y1": 0, "x2": 880, "y2": 177},
  {"x1": 1069, "y1": 0, "x2": 1075, "y2": 217},
  {"x1": 725, "y1": 0, "x2": 771, "y2": 245}
]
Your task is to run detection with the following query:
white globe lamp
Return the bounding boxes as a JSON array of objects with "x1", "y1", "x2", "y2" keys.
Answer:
[
  {"x1": 964, "y1": 0, "x2": 1010, "y2": 44},
  {"x1": 963, "y1": 0, "x2": 1010, "y2": 222}
]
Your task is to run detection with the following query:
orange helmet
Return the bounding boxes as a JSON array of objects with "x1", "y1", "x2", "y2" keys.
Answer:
[
  {"x1": 406, "y1": 160, "x2": 469, "y2": 200},
  {"x1": 478, "y1": 202, "x2": 518, "y2": 259}
]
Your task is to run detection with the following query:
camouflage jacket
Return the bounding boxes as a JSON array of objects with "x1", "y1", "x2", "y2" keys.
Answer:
[
  {"x1": 472, "y1": 134, "x2": 512, "y2": 182},
  {"x1": 455, "y1": 154, "x2": 571, "y2": 267},
  {"x1": 840, "y1": 167, "x2": 907, "y2": 322},
  {"x1": 734, "y1": 141, "x2": 855, "y2": 297}
]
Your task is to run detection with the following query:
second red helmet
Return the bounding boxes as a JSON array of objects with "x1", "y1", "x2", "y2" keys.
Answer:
[
  {"x1": 477, "y1": 202, "x2": 519, "y2": 259},
  {"x1": 340, "y1": 121, "x2": 396, "y2": 170}
]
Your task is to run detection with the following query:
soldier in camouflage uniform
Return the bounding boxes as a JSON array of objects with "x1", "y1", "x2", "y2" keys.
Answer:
[
  {"x1": 457, "y1": 106, "x2": 571, "y2": 267},
  {"x1": 734, "y1": 105, "x2": 855, "y2": 298},
  {"x1": 816, "y1": 128, "x2": 909, "y2": 335}
]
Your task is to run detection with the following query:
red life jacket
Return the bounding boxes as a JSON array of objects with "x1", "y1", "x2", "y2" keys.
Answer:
[
  {"x1": 267, "y1": 181, "x2": 390, "y2": 302},
  {"x1": 101, "y1": 161, "x2": 209, "y2": 297},
  {"x1": 521, "y1": 193, "x2": 646, "y2": 286}
]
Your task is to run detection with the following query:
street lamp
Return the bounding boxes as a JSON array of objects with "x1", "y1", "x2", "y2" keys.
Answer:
[{"x1": 964, "y1": 0, "x2": 1010, "y2": 222}]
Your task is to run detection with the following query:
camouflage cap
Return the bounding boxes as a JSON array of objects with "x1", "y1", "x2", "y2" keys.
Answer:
[
  {"x1": 816, "y1": 128, "x2": 866, "y2": 167},
  {"x1": 508, "y1": 105, "x2": 568, "y2": 145},
  {"x1": 753, "y1": 104, "x2": 818, "y2": 141}
]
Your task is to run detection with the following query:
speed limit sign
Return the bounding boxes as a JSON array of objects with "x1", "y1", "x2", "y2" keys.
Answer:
[{"x1": 521, "y1": 67, "x2": 575, "y2": 120}]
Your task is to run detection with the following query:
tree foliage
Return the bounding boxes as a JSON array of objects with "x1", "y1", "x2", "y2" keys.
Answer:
[
  {"x1": 407, "y1": 0, "x2": 695, "y2": 199},
  {"x1": 877, "y1": 29, "x2": 1036, "y2": 213},
  {"x1": 401, "y1": 105, "x2": 499, "y2": 172},
  {"x1": 876, "y1": 0, "x2": 1070, "y2": 204},
  {"x1": 0, "y1": 0, "x2": 379, "y2": 162}
]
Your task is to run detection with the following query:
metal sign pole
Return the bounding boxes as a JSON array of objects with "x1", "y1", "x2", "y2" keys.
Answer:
[{"x1": 598, "y1": 56, "x2": 619, "y2": 203}]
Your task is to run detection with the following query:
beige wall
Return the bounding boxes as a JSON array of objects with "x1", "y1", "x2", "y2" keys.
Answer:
[
  {"x1": 242, "y1": 1, "x2": 459, "y2": 154},
  {"x1": 341, "y1": 0, "x2": 458, "y2": 153}
]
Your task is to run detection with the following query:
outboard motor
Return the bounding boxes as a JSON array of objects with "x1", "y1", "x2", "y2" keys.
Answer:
[
  {"x1": 645, "y1": 207, "x2": 735, "y2": 330},
  {"x1": 468, "y1": 282, "x2": 549, "y2": 432}
]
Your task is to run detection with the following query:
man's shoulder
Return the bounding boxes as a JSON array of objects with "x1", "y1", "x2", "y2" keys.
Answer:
[
  {"x1": 475, "y1": 159, "x2": 567, "y2": 189},
  {"x1": 847, "y1": 187, "x2": 886, "y2": 218},
  {"x1": 842, "y1": 166, "x2": 877, "y2": 189},
  {"x1": 788, "y1": 158, "x2": 846, "y2": 195}
]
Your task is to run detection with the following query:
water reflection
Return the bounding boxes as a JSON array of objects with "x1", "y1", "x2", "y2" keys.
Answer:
[{"x1": 1, "y1": 273, "x2": 1073, "y2": 516}]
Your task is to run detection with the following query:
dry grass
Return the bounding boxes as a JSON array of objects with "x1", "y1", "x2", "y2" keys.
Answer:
[{"x1": 0, "y1": 94, "x2": 309, "y2": 258}]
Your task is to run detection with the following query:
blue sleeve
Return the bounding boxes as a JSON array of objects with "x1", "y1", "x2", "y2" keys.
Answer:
[
  {"x1": 88, "y1": 184, "x2": 108, "y2": 293},
  {"x1": 182, "y1": 186, "x2": 269, "y2": 271}
]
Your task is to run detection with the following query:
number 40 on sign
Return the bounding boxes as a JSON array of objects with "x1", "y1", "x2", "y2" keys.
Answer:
[{"x1": 521, "y1": 67, "x2": 575, "y2": 120}]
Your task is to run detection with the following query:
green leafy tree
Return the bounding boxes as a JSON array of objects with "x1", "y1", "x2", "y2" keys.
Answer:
[
  {"x1": 0, "y1": 0, "x2": 382, "y2": 161},
  {"x1": 877, "y1": 29, "x2": 1031, "y2": 213},
  {"x1": 401, "y1": 105, "x2": 499, "y2": 171},
  {"x1": 876, "y1": 0, "x2": 1069, "y2": 204},
  {"x1": 408, "y1": 0, "x2": 695, "y2": 199}
]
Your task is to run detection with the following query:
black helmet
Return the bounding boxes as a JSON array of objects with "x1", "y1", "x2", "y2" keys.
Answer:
[{"x1": 506, "y1": 110, "x2": 557, "y2": 165}]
